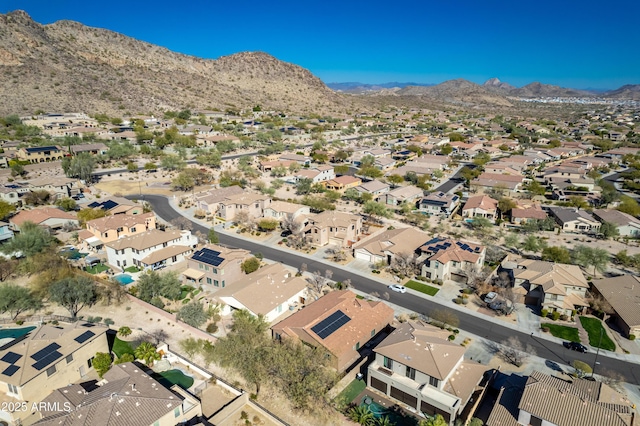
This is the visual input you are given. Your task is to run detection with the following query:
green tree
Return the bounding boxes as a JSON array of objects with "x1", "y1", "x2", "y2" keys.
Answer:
[
  {"x1": 334, "y1": 164, "x2": 349, "y2": 175},
  {"x1": 55, "y1": 197, "x2": 78, "y2": 212},
  {"x1": 77, "y1": 208, "x2": 109, "y2": 225},
  {"x1": 10, "y1": 163, "x2": 26, "y2": 177},
  {"x1": 49, "y1": 276, "x2": 98, "y2": 318},
  {"x1": 599, "y1": 221, "x2": 619, "y2": 240},
  {"x1": 387, "y1": 174, "x2": 404, "y2": 187},
  {"x1": 541, "y1": 246, "x2": 571, "y2": 263},
  {"x1": 117, "y1": 326, "x2": 132, "y2": 337},
  {"x1": 522, "y1": 235, "x2": 543, "y2": 253},
  {"x1": 504, "y1": 234, "x2": 521, "y2": 253},
  {"x1": 363, "y1": 201, "x2": 393, "y2": 221},
  {"x1": 115, "y1": 353, "x2": 134, "y2": 364},
  {"x1": 160, "y1": 154, "x2": 186, "y2": 171},
  {"x1": 208, "y1": 228, "x2": 219, "y2": 244},
  {"x1": 572, "y1": 359, "x2": 592, "y2": 378},
  {"x1": 241, "y1": 257, "x2": 261, "y2": 274},
  {"x1": 257, "y1": 218, "x2": 278, "y2": 232},
  {"x1": 93, "y1": 352, "x2": 113, "y2": 378},
  {"x1": 177, "y1": 302, "x2": 208, "y2": 328},
  {"x1": 179, "y1": 337, "x2": 202, "y2": 358},
  {"x1": 524, "y1": 180, "x2": 546, "y2": 196},
  {"x1": 136, "y1": 271, "x2": 182, "y2": 304},
  {"x1": 22, "y1": 190, "x2": 50, "y2": 206},
  {"x1": 64, "y1": 152, "x2": 96, "y2": 183},
  {"x1": 195, "y1": 149, "x2": 222, "y2": 167},
  {"x1": 617, "y1": 196, "x2": 640, "y2": 217},
  {"x1": 359, "y1": 166, "x2": 383, "y2": 179},
  {"x1": 0, "y1": 200, "x2": 16, "y2": 220},
  {"x1": 2, "y1": 221, "x2": 55, "y2": 257},
  {"x1": 419, "y1": 414, "x2": 448, "y2": 426},
  {"x1": 440, "y1": 144, "x2": 453, "y2": 155},
  {"x1": 0, "y1": 283, "x2": 42, "y2": 319},
  {"x1": 134, "y1": 341, "x2": 161, "y2": 366},
  {"x1": 469, "y1": 216, "x2": 493, "y2": 233},
  {"x1": 573, "y1": 245, "x2": 609, "y2": 276},
  {"x1": 348, "y1": 406, "x2": 375, "y2": 425},
  {"x1": 359, "y1": 155, "x2": 376, "y2": 168},
  {"x1": 171, "y1": 172, "x2": 195, "y2": 191},
  {"x1": 295, "y1": 177, "x2": 313, "y2": 195},
  {"x1": 498, "y1": 198, "x2": 517, "y2": 215}
]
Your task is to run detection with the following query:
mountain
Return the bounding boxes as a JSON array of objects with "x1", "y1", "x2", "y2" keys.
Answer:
[
  {"x1": 396, "y1": 79, "x2": 513, "y2": 107},
  {"x1": 327, "y1": 82, "x2": 434, "y2": 93},
  {"x1": 482, "y1": 77, "x2": 515, "y2": 94},
  {"x1": 0, "y1": 11, "x2": 346, "y2": 116},
  {"x1": 511, "y1": 82, "x2": 593, "y2": 98},
  {"x1": 604, "y1": 84, "x2": 640, "y2": 100}
]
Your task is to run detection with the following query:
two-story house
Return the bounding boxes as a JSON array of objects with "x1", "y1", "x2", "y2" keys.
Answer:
[
  {"x1": 0, "y1": 221, "x2": 14, "y2": 242},
  {"x1": 194, "y1": 186, "x2": 244, "y2": 216},
  {"x1": 420, "y1": 238, "x2": 486, "y2": 283},
  {"x1": 262, "y1": 200, "x2": 310, "y2": 222},
  {"x1": 368, "y1": 321, "x2": 487, "y2": 426},
  {"x1": 354, "y1": 180, "x2": 391, "y2": 198},
  {"x1": 183, "y1": 244, "x2": 250, "y2": 290},
  {"x1": 218, "y1": 193, "x2": 272, "y2": 223},
  {"x1": 512, "y1": 259, "x2": 589, "y2": 316},
  {"x1": 304, "y1": 211, "x2": 362, "y2": 247},
  {"x1": 383, "y1": 186, "x2": 424, "y2": 206},
  {"x1": 592, "y1": 209, "x2": 640, "y2": 237},
  {"x1": 548, "y1": 207, "x2": 601, "y2": 233},
  {"x1": 0, "y1": 322, "x2": 109, "y2": 426},
  {"x1": 352, "y1": 227, "x2": 430, "y2": 265},
  {"x1": 25, "y1": 177, "x2": 80, "y2": 198},
  {"x1": 461, "y1": 195, "x2": 498, "y2": 222},
  {"x1": 418, "y1": 192, "x2": 460, "y2": 217},
  {"x1": 105, "y1": 229, "x2": 198, "y2": 271},
  {"x1": 16, "y1": 146, "x2": 63, "y2": 163},
  {"x1": 324, "y1": 175, "x2": 362, "y2": 192},
  {"x1": 80, "y1": 212, "x2": 156, "y2": 250},
  {"x1": 87, "y1": 197, "x2": 144, "y2": 215}
]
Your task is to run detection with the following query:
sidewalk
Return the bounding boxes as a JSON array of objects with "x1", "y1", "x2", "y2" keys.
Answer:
[{"x1": 163, "y1": 195, "x2": 640, "y2": 367}]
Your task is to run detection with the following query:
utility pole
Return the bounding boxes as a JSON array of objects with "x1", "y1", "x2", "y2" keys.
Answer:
[{"x1": 591, "y1": 327, "x2": 604, "y2": 378}]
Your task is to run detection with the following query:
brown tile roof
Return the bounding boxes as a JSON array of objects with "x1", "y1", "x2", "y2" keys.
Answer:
[
  {"x1": 10, "y1": 207, "x2": 77, "y2": 227},
  {"x1": 86, "y1": 212, "x2": 155, "y2": 233},
  {"x1": 513, "y1": 260, "x2": 588, "y2": 294},
  {"x1": 214, "y1": 263, "x2": 307, "y2": 316},
  {"x1": 219, "y1": 192, "x2": 270, "y2": 206},
  {"x1": 272, "y1": 290, "x2": 394, "y2": 370},
  {"x1": 266, "y1": 200, "x2": 305, "y2": 214},
  {"x1": 593, "y1": 209, "x2": 640, "y2": 227},
  {"x1": 307, "y1": 211, "x2": 361, "y2": 229},
  {"x1": 511, "y1": 205, "x2": 547, "y2": 220},
  {"x1": 195, "y1": 185, "x2": 244, "y2": 205},
  {"x1": 189, "y1": 244, "x2": 250, "y2": 268},
  {"x1": 106, "y1": 229, "x2": 184, "y2": 251},
  {"x1": 374, "y1": 321, "x2": 465, "y2": 380},
  {"x1": 517, "y1": 371, "x2": 633, "y2": 426},
  {"x1": 140, "y1": 245, "x2": 191, "y2": 265},
  {"x1": 592, "y1": 275, "x2": 640, "y2": 330},
  {"x1": 472, "y1": 172, "x2": 524, "y2": 190},
  {"x1": 353, "y1": 227, "x2": 430, "y2": 258},
  {"x1": 462, "y1": 195, "x2": 498, "y2": 212},
  {"x1": 327, "y1": 175, "x2": 361, "y2": 186},
  {"x1": 33, "y1": 362, "x2": 189, "y2": 426},
  {"x1": 420, "y1": 238, "x2": 484, "y2": 264}
]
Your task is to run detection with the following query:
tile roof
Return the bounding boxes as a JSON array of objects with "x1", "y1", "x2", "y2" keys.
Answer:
[
  {"x1": 140, "y1": 245, "x2": 191, "y2": 265},
  {"x1": 549, "y1": 207, "x2": 599, "y2": 225},
  {"x1": 592, "y1": 209, "x2": 640, "y2": 227},
  {"x1": 327, "y1": 175, "x2": 361, "y2": 186},
  {"x1": 219, "y1": 192, "x2": 270, "y2": 206},
  {"x1": 472, "y1": 172, "x2": 524, "y2": 190},
  {"x1": 266, "y1": 200, "x2": 306, "y2": 214},
  {"x1": 592, "y1": 275, "x2": 640, "y2": 329},
  {"x1": 353, "y1": 227, "x2": 430, "y2": 258},
  {"x1": 195, "y1": 185, "x2": 244, "y2": 205},
  {"x1": 385, "y1": 185, "x2": 424, "y2": 200},
  {"x1": 189, "y1": 244, "x2": 250, "y2": 268},
  {"x1": 462, "y1": 195, "x2": 498, "y2": 212},
  {"x1": 513, "y1": 260, "x2": 588, "y2": 294},
  {"x1": 106, "y1": 229, "x2": 184, "y2": 251},
  {"x1": 356, "y1": 180, "x2": 390, "y2": 193},
  {"x1": 511, "y1": 205, "x2": 547, "y2": 219},
  {"x1": 10, "y1": 207, "x2": 77, "y2": 227},
  {"x1": 33, "y1": 362, "x2": 189, "y2": 426},
  {"x1": 420, "y1": 238, "x2": 484, "y2": 264},
  {"x1": 86, "y1": 212, "x2": 155, "y2": 233},
  {"x1": 307, "y1": 211, "x2": 361, "y2": 228}
]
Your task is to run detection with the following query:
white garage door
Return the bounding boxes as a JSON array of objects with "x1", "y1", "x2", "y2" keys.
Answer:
[{"x1": 355, "y1": 251, "x2": 372, "y2": 262}]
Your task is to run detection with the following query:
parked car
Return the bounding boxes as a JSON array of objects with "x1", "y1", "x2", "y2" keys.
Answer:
[
  {"x1": 484, "y1": 292, "x2": 497, "y2": 304},
  {"x1": 388, "y1": 284, "x2": 407, "y2": 293},
  {"x1": 563, "y1": 342, "x2": 588, "y2": 353}
]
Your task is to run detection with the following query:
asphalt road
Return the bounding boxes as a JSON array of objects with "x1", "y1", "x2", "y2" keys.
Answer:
[{"x1": 133, "y1": 193, "x2": 640, "y2": 385}]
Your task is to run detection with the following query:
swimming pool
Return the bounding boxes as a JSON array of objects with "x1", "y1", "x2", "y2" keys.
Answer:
[
  {"x1": 0, "y1": 326, "x2": 37, "y2": 340},
  {"x1": 113, "y1": 274, "x2": 134, "y2": 285},
  {"x1": 360, "y1": 396, "x2": 418, "y2": 426}
]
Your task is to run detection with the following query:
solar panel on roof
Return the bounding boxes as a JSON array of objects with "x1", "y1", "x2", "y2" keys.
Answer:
[
  {"x1": 87, "y1": 202, "x2": 100, "y2": 208},
  {"x1": 100, "y1": 200, "x2": 118, "y2": 210},
  {"x1": 2, "y1": 365, "x2": 19, "y2": 377},
  {"x1": 31, "y1": 343, "x2": 61, "y2": 361},
  {"x1": 1, "y1": 352, "x2": 21, "y2": 364},
  {"x1": 193, "y1": 248, "x2": 225, "y2": 267},
  {"x1": 74, "y1": 331, "x2": 95, "y2": 344},
  {"x1": 82, "y1": 323, "x2": 96, "y2": 328},
  {"x1": 32, "y1": 351, "x2": 62, "y2": 371},
  {"x1": 311, "y1": 310, "x2": 351, "y2": 340}
]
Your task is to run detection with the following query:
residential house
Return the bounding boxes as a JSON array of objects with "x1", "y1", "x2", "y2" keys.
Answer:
[
  {"x1": 68, "y1": 143, "x2": 109, "y2": 155},
  {"x1": 218, "y1": 193, "x2": 272, "y2": 223},
  {"x1": 80, "y1": 212, "x2": 156, "y2": 250},
  {"x1": 482, "y1": 163, "x2": 521, "y2": 175},
  {"x1": 461, "y1": 195, "x2": 498, "y2": 222},
  {"x1": 368, "y1": 321, "x2": 487, "y2": 426},
  {"x1": 294, "y1": 165, "x2": 335, "y2": 184},
  {"x1": 182, "y1": 244, "x2": 250, "y2": 290},
  {"x1": 354, "y1": 180, "x2": 391, "y2": 198},
  {"x1": 471, "y1": 173, "x2": 524, "y2": 197},
  {"x1": 258, "y1": 159, "x2": 297, "y2": 172},
  {"x1": 263, "y1": 200, "x2": 310, "y2": 221},
  {"x1": 511, "y1": 259, "x2": 589, "y2": 316},
  {"x1": 591, "y1": 275, "x2": 640, "y2": 338},
  {"x1": 10, "y1": 207, "x2": 78, "y2": 231},
  {"x1": 87, "y1": 197, "x2": 144, "y2": 215},
  {"x1": 418, "y1": 192, "x2": 460, "y2": 217},
  {"x1": 271, "y1": 290, "x2": 394, "y2": 371},
  {"x1": 510, "y1": 204, "x2": 548, "y2": 225},
  {"x1": 31, "y1": 362, "x2": 202, "y2": 426},
  {"x1": 26, "y1": 177, "x2": 80, "y2": 198},
  {"x1": 214, "y1": 263, "x2": 308, "y2": 323},
  {"x1": 105, "y1": 229, "x2": 198, "y2": 271},
  {"x1": 383, "y1": 186, "x2": 424, "y2": 206},
  {"x1": 0, "y1": 221, "x2": 13, "y2": 242},
  {"x1": 0, "y1": 184, "x2": 26, "y2": 205},
  {"x1": 0, "y1": 322, "x2": 109, "y2": 426},
  {"x1": 486, "y1": 370, "x2": 634, "y2": 426},
  {"x1": 548, "y1": 207, "x2": 601, "y2": 233},
  {"x1": 194, "y1": 186, "x2": 244, "y2": 216},
  {"x1": 304, "y1": 211, "x2": 362, "y2": 247},
  {"x1": 279, "y1": 153, "x2": 311, "y2": 166},
  {"x1": 352, "y1": 227, "x2": 430, "y2": 264},
  {"x1": 375, "y1": 157, "x2": 397, "y2": 171},
  {"x1": 420, "y1": 238, "x2": 486, "y2": 283},
  {"x1": 592, "y1": 209, "x2": 640, "y2": 237},
  {"x1": 543, "y1": 166, "x2": 586, "y2": 184},
  {"x1": 324, "y1": 175, "x2": 362, "y2": 192},
  {"x1": 16, "y1": 146, "x2": 63, "y2": 163}
]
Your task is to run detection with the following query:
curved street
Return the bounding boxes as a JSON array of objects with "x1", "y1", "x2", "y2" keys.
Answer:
[{"x1": 133, "y1": 193, "x2": 640, "y2": 385}]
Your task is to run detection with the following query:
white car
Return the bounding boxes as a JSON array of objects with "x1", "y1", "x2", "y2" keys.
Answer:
[
  {"x1": 388, "y1": 284, "x2": 407, "y2": 293},
  {"x1": 484, "y1": 291, "x2": 497, "y2": 303}
]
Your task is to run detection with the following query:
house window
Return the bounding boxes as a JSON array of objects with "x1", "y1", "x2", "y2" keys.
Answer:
[
  {"x1": 206, "y1": 278, "x2": 212, "y2": 284},
  {"x1": 383, "y1": 356, "x2": 393, "y2": 369},
  {"x1": 116, "y1": 227, "x2": 123, "y2": 232},
  {"x1": 221, "y1": 269, "x2": 224, "y2": 275},
  {"x1": 429, "y1": 376, "x2": 439, "y2": 387},
  {"x1": 199, "y1": 264, "x2": 204, "y2": 270},
  {"x1": 371, "y1": 329, "x2": 375, "y2": 337},
  {"x1": 530, "y1": 416, "x2": 543, "y2": 426},
  {"x1": 205, "y1": 266, "x2": 209, "y2": 272},
  {"x1": 277, "y1": 304, "x2": 283, "y2": 313},
  {"x1": 174, "y1": 407, "x2": 181, "y2": 418},
  {"x1": 7, "y1": 383, "x2": 18, "y2": 395},
  {"x1": 221, "y1": 280, "x2": 225, "y2": 287},
  {"x1": 66, "y1": 354, "x2": 73, "y2": 364},
  {"x1": 46, "y1": 365, "x2": 57, "y2": 377},
  {"x1": 214, "y1": 280, "x2": 219, "y2": 287},
  {"x1": 213, "y1": 268, "x2": 218, "y2": 274},
  {"x1": 163, "y1": 242, "x2": 168, "y2": 247},
  {"x1": 131, "y1": 227, "x2": 136, "y2": 232},
  {"x1": 87, "y1": 357, "x2": 94, "y2": 368},
  {"x1": 354, "y1": 342, "x2": 360, "y2": 350},
  {"x1": 405, "y1": 366, "x2": 416, "y2": 380},
  {"x1": 172, "y1": 256, "x2": 177, "y2": 262}
]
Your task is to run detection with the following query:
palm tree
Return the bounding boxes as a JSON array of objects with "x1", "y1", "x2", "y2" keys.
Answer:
[
  {"x1": 117, "y1": 326, "x2": 132, "y2": 337},
  {"x1": 134, "y1": 342, "x2": 161, "y2": 366},
  {"x1": 348, "y1": 405, "x2": 375, "y2": 426},
  {"x1": 376, "y1": 415, "x2": 394, "y2": 426}
]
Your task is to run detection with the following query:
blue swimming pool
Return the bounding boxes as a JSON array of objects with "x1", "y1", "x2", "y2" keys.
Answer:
[
  {"x1": 114, "y1": 274, "x2": 134, "y2": 285},
  {"x1": 0, "y1": 326, "x2": 36, "y2": 340}
]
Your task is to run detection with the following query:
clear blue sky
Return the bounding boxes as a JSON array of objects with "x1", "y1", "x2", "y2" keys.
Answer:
[{"x1": 3, "y1": 0, "x2": 639, "y2": 89}]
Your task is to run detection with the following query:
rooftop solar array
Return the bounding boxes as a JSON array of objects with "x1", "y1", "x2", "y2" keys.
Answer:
[
  {"x1": 2, "y1": 365, "x2": 19, "y2": 377},
  {"x1": 311, "y1": 310, "x2": 351, "y2": 339},
  {"x1": 1, "y1": 351, "x2": 22, "y2": 364},
  {"x1": 87, "y1": 200, "x2": 119, "y2": 210},
  {"x1": 192, "y1": 248, "x2": 225, "y2": 267},
  {"x1": 74, "y1": 330, "x2": 95, "y2": 344},
  {"x1": 26, "y1": 146, "x2": 59, "y2": 153},
  {"x1": 31, "y1": 343, "x2": 63, "y2": 371}
]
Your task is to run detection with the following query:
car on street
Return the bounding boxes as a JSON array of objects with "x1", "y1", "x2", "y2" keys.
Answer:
[
  {"x1": 388, "y1": 284, "x2": 407, "y2": 293},
  {"x1": 484, "y1": 291, "x2": 497, "y2": 303},
  {"x1": 563, "y1": 341, "x2": 588, "y2": 353}
]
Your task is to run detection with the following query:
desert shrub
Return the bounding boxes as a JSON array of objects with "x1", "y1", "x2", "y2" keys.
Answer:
[
  {"x1": 551, "y1": 311, "x2": 561, "y2": 321},
  {"x1": 541, "y1": 309, "x2": 549, "y2": 318},
  {"x1": 629, "y1": 334, "x2": 636, "y2": 341}
]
